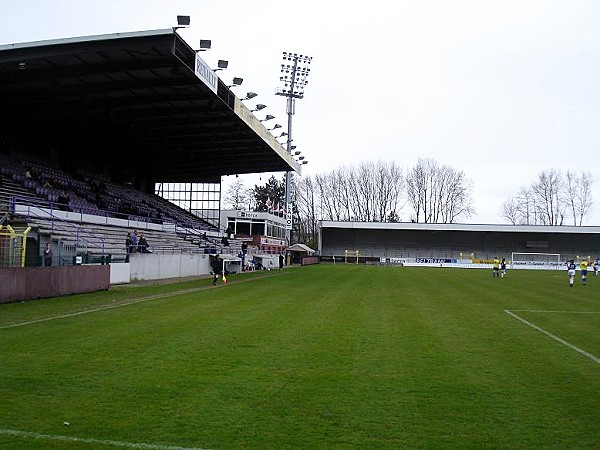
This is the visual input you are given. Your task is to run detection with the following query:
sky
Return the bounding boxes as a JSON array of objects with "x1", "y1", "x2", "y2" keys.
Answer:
[{"x1": 1, "y1": 0, "x2": 599, "y2": 225}]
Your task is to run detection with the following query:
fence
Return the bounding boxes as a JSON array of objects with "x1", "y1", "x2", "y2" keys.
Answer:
[{"x1": 0, "y1": 225, "x2": 31, "y2": 268}]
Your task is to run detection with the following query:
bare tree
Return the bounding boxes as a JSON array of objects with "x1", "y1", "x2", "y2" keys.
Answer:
[
  {"x1": 315, "y1": 172, "x2": 341, "y2": 221},
  {"x1": 314, "y1": 161, "x2": 405, "y2": 222},
  {"x1": 405, "y1": 158, "x2": 474, "y2": 223},
  {"x1": 405, "y1": 159, "x2": 428, "y2": 222},
  {"x1": 440, "y1": 167, "x2": 475, "y2": 223},
  {"x1": 516, "y1": 187, "x2": 538, "y2": 225},
  {"x1": 245, "y1": 187, "x2": 257, "y2": 211},
  {"x1": 531, "y1": 169, "x2": 564, "y2": 225},
  {"x1": 564, "y1": 171, "x2": 593, "y2": 226},
  {"x1": 501, "y1": 187, "x2": 538, "y2": 225},
  {"x1": 294, "y1": 175, "x2": 319, "y2": 247},
  {"x1": 500, "y1": 169, "x2": 593, "y2": 226},
  {"x1": 501, "y1": 197, "x2": 521, "y2": 225},
  {"x1": 374, "y1": 160, "x2": 404, "y2": 222},
  {"x1": 224, "y1": 179, "x2": 248, "y2": 210}
]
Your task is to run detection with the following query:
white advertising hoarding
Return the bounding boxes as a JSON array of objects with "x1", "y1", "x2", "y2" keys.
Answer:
[{"x1": 194, "y1": 53, "x2": 218, "y2": 94}]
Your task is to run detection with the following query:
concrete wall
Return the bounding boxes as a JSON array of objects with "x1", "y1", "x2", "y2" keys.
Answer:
[
  {"x1": 110, "y1": 262, "x2": 131, "y2": 284},
  {"x1": 128, "y1": 252, "x2": 212, "y2": 281},
  {"x1": 0, "y1": 265, "x2": 110, "y2": 303}
]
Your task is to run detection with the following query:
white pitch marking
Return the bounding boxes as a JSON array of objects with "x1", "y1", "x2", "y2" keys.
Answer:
[
  {"x1": 508, "y1": 310, "x2": 600, "y2": 314},
  {"x1": 504, "y1": 310, "x2": 600, "y2": 365},
  {"x1": 0, "y1": 274, "x2": 272, "y2": 330},
  {"x1": 0, "y1": 291, "x2": 188, "y2": 330},
  {"x1": 0, "y1": 428, "x2": 211, "y2": 450}
]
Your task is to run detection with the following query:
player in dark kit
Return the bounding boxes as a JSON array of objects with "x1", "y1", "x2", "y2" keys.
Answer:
[{"x1": 566, "y1": 260, "x2": 577, "y2": 287}]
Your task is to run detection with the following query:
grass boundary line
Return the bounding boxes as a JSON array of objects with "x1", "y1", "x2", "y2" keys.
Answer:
[
  {"x1": 508, "y1": 310, "x2": 600, "y2": 314},
  {"x1": 0, "y1": 428, "x2": 210, "y2": 450},
  {"x1": 504, "y1": 309, "x2": 600, "y2": 365},
  {"x1": 0, "y1": 274, "x2": 274, "y2": 330}
]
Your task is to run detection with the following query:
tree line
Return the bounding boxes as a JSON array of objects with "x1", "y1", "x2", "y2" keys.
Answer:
[
  {"x1": 225, "y1": 158, "x2": 476, "y2": 247},
  {"x1": 501, "y1": 169, "x2": 593, "y2": 226},
  {"x1": 225, "y1": 161, "x2": 593, "y2": 246}
]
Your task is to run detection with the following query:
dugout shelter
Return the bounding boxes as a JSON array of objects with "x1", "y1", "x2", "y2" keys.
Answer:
[{"x1": 318, "y1": 221, "x2": 600, "y2": 265}]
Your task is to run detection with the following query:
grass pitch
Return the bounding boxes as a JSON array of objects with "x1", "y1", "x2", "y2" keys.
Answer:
[{"x1": 0, "y1": 265, "x2": 598, "y2": 449}]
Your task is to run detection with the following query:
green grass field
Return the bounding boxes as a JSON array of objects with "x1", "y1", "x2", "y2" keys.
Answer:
[{"x1": 1, "y1": 265, "x2": 598, "y2": 449}]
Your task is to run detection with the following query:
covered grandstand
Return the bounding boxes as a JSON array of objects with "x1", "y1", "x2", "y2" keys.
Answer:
[
  {"x1": 0, "y1": 28, "x2": 299, "y2": 292},
  {"x1": 318, "y1": 221, "x2": 600, "y2": 266}
]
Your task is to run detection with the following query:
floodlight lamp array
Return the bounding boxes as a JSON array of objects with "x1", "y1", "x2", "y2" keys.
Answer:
[
  {"x1": 276, "y1": 51, "x2": 312, "y2": 99},
  {"x1": 282, "y1": 52, "x2": 312, "y2": 63}
]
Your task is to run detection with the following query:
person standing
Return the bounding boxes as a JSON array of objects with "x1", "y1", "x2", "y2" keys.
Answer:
[
  {"x1": 129, "y1": 230, "x2": 138, "y2": 253},
  {"x1": 594, "y1": 258, "x2": 599, "y2": 277},
  {"x1": 580, "y1": 259, "x2": 589, "y2": 286},
  {"x1": 43, "y1": 242, "x2": 53, "y2": 267},
  {"x1": 279, "y1": 253, "x2": 284, "y2": 271},
  {"x1": 567, "y1": 259, "x2": 577, "y2": 287},
  {"x1": 492, "y1": 257, "x2": 500, "y2": 277},
  {"x1": 500, "y1": 257, "x2": 507, "y2": 278},
  {"x1": 241, "y1": 241, "x2": 248, "y2": 270}
]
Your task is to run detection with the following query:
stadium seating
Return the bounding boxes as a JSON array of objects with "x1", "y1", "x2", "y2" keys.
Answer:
[{"x1": 0, "y1": 152, "x2": 242, "y2": 263}]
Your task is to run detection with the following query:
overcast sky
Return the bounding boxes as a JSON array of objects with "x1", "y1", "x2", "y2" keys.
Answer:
[{"x1": 2, "y1": 0, "x2": 599, "y2": 225}]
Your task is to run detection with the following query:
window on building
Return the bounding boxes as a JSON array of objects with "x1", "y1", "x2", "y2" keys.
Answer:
[{"x1": 155, "y1": 182, "x2": 221, "y2": 227}]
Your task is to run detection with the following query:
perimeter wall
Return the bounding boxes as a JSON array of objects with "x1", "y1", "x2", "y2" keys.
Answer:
[{"x1": 0, "y1": 265, "x2": 110, "y2": 303}]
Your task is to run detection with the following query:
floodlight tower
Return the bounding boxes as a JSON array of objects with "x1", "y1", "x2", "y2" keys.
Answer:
[{"x1": 276, "y1": 51, "x2": 312, "y2": 244}]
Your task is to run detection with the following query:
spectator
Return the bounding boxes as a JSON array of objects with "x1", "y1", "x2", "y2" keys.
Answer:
[
  {"x1": 241, "y1": 241, "x2": 248, "y2": 271},
  {"x1": 279, "y1": 253, "x2": 285, "y2": 270},
  {"x1": 138, "y1": 234, "x2": 150, "y2": 253},
  {"x1": 57, "y1": 191, "x2": 70, "y2": 211},
  {"x1": 129, "y1": 230, "x2": 138, "y2": 253},
  {"x1": 43, "y1": 242, "x2": 53, "y2": 267},
  {"x1": 221, "y1": 236, "x2": 229, "y2": 246}
]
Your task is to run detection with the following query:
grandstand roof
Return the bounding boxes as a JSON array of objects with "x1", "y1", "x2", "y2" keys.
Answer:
[
  {"x1": 0, "y1": 29, "x2": 299, "y2": 183},
  {"x1": 319, "y1": 221, "x2": 600, "y2": 235}
]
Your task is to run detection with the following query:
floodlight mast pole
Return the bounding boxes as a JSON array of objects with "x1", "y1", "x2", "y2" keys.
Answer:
[
  {"x1": 284, "y1": 90, "x2": 295, "y2": 246},
  {"x1": 276, "y1": 52, "x2": 311, "y2": 245}
]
